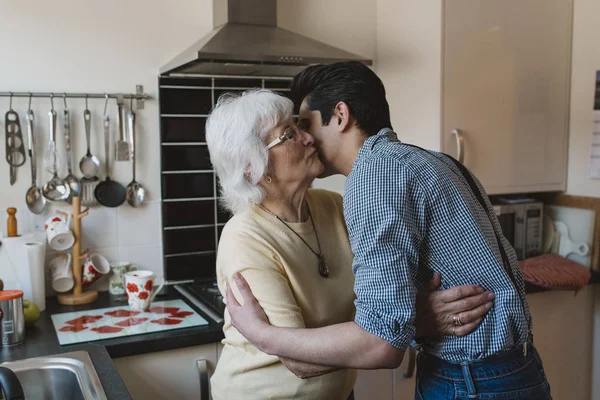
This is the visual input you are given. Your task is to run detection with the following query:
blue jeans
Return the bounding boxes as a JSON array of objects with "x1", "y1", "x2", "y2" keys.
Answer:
[{"x1": 414, "y1": 344, "x2": 552, "y2": 399}]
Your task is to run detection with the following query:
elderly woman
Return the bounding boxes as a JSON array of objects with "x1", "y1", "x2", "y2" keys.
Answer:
[{"x1": 205, "y1": 90, "x2": 493, "y2": 400}]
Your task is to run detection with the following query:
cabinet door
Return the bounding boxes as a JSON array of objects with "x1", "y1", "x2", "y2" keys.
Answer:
[
  {"x1": 442, "y1": 0, "x2": 572, "y2": 194},
  {"x1": 393, "y1": 347, "x2": 416, "y2": 400},
  {"x1": 354, "y1": 349, "x2": 416, "y2": 400},
  {"x1": 354, "y1": 369, "x2": 393, "y2": 400},
  {"x1": 527, "y1": 287, "x2": 594, "y2": 400},
  {"x1": 113, "y1": 343, "x2": 219, "y2": 400}
]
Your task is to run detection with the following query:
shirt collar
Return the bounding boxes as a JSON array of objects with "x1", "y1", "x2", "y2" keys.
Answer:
[{"x1": 355, "y1": 127, "x2": 397, "y2": 163}]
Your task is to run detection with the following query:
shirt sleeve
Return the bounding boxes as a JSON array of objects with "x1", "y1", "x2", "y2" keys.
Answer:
[
  {"x1": 217, "y1": 231, "x2": 306, "y2": 329},
  {"x1": 344, "y1": 157, "x2": 427, "y2": 349}
]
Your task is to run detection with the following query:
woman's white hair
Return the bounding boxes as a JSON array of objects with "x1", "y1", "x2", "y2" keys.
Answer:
[{"x1": 206, "y1": 89, "x2": 293, "y2": 214}]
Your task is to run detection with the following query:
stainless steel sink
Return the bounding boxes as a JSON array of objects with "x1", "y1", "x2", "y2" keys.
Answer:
[{"x1": 0, "y1": 351, "x2": 107, "y2": 400}]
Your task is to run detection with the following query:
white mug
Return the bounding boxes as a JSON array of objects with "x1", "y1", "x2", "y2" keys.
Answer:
[
  {"x1": 49, "y1": 253, "x2": 73, "y2": 293},
  {"x1": 45, "y1": 211, "x2": 75, "y2": 251},
  {"x1": 125, "y1": 270, "x2": 164, "y2": 311}
]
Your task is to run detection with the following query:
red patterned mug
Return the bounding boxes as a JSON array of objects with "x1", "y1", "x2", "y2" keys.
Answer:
[{"x1": 124, "y1": 270, "x2": 164, "y2": 311}]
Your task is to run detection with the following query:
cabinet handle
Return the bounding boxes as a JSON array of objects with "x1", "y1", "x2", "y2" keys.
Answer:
[
  {"x1": 197, "y1": 359, "x2": 210, "y2": 400},
  {"x1": 452, "y1": 129, "x2": 465, "y2": 164},
  {"x1": 403, "y1": 347, "x2": 416, "y2": 379}
]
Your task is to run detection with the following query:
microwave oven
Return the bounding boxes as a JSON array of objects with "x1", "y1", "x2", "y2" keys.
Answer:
[{"x1": 493, "y1": 201, "x2": 543, "y2": 260}]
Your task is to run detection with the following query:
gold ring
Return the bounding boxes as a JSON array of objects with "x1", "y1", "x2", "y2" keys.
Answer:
[{"x1": 453, "y1": 314, "x2": 463, "y2": 327}]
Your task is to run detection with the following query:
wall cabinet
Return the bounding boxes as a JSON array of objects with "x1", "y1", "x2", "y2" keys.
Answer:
[
  {"x1": 378, "y1": 0, "x2": 572, "y2": 195},
  {"x1": 113, "y1": 343, "x2": 219, "y2": 400},
  {"x1": 442, "y1": 0, "x2": 572, "y2": 194}
]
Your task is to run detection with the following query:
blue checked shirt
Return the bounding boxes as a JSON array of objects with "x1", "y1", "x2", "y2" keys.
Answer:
[{"x1": 344, "y1": 128, "x2": 532, "y2": 362}]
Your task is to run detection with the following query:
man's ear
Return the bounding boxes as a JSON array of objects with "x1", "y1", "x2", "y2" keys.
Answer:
[{"x1": 333, "y1": 101, "x2": 353, "y2": 133}]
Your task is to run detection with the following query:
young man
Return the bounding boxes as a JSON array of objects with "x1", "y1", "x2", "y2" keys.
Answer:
[{"x1": 227, "y1": 62, "x2": 551, "y2": 399}]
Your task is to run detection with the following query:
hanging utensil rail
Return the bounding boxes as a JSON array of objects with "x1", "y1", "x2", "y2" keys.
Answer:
[{"x1": 0, "y1": 86, "x2": 149, "y2": 109}]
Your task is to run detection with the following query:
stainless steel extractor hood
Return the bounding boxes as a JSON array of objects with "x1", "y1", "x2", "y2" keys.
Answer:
[{"x1": 160, "y1": 0, "x2": 372, "y2": 77}]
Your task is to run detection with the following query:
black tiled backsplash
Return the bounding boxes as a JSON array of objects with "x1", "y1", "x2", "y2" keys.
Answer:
[
  {"x1": 164, "y1": 226, "x2": 216, "y2": 254},
  {"x1": 160, "y1": 89, "x2": 212, "y2": 115},
  {"x1": 159, "y1": 75, "x2": 293, "y2": 282},
  {"x1": 217, "y1": 204, "x2": 233, "y2": 224},
  {"x1": 163, "y1": 200, "x2": 216, "y2": 227},
  {"x1": 214, "y1": 90, "x2": 245, "y2": 103},
  {"x1": 160, "y1": 77, "x2": 212, "y2": 87},
  {"x1": 162, "y1": 146, "x2": 212, "y2": 171},
  {"x1": 213, "y1": 78, "x2": 263, "y2": 88},
  {"x1": 161, "y1": 117, "x2": 207, "y2": 142},
  {"x1": 161, "y1": 173, "x2": 214, "y2": 199},
  {"x1": 264, "y1": 80, "x2": 293, "y2": 90},
  {"x1": 165, "y1": 253, "x2": 217, "y2": 281}
]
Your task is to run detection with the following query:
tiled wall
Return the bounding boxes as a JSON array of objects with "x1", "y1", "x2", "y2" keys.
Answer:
[
  {"x1": 0, "y1": 201, "x2": 163, "y2": 295},
  {"x1": 0, "y1": 75, "x2": 298, "y2": 295},
  {"x1": 159, "y1": 75, "x2": 293, "y2": 282}
]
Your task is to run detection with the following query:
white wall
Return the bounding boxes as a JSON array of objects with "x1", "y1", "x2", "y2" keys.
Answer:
[
  {"x1": 566, "y1": 0, "x2": 600, "y2": 197},
  {"x1": 376, "y1": 0, "x2": 443, "y2": 152},
  {"x1": 0, "y1": 1, "x2": 377, "y2": 294},
  {"x1": 278, "y1": 0, "x2": 377, "y2": 194},
  {"x1": 0, "y1": 0, "x2": 213, "y2": 292}
]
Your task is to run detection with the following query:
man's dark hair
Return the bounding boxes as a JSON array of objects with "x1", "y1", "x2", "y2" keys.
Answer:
[{"x1": 290, "y1": 61, "x2": 392, "y2": 136}]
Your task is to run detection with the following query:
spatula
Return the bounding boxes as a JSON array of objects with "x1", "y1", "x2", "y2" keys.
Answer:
[{"x1": 114, "y1": 95, "x2": 130, "y2": 162}]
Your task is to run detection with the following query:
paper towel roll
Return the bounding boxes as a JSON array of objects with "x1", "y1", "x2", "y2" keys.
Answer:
[
  {"x1": 0, "y1": 233, "x2": 46, "y2": 311},
  {"x1": 24, "y1": 241, "x2": 46, "y2": 311}
]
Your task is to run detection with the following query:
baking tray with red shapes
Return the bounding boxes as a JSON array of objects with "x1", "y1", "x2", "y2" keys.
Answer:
[{"x1": 51, "y1": 299, "x2": 209, "y2": 345}]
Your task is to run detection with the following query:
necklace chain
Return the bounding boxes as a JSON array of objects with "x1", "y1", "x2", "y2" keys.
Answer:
[{"x1": 257, "y1": 203, "x2": 329, "y2": 277}]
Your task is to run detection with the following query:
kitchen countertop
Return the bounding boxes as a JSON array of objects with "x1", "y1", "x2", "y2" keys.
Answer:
[
  {"x1": 1, "y1": 274, "x2": 596, "y2": 399},
  {"x1": 0, "y1": 287, "x2": 224, "y2": 399}
]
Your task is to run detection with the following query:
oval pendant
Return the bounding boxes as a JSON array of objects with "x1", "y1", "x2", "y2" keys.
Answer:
[{"x1": 319, "y1": 255, "x2": 329, "y2": 278}]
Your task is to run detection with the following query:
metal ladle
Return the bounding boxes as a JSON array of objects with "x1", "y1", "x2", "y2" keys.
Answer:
[
  {"x1": 43, "y1": 97, "x2": 71, "y2": 202},
  {"x1": 24, "y1": 96, "x2": 47, "y2": 214},
  {"x1": 126, "y1": 102, "x2": 146, "y2": 207},
  {"x1": 79, "y1": 96, "x2": 100, "y2": 178},
  {"x1": 62, "y1": 94, "x2": 81, "y2": 202}
]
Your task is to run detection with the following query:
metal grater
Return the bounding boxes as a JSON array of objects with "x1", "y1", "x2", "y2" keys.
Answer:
[{"x1": 80, "y1": 177, "x2": 99, "y2": 206}]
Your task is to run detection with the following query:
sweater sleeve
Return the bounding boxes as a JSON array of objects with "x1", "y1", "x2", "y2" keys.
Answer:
[{"x1": 217, "y1": 231, "x2": 306, "y2": 329}]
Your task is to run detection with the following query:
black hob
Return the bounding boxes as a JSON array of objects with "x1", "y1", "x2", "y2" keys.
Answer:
[{"x1": 174, "y1": 281, "x2": 225, "y2": 324}]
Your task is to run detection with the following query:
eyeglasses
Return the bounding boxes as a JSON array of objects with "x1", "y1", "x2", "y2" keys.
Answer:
[{"x1": 266, "y1": 125, "x2": 300, "y2": 149}]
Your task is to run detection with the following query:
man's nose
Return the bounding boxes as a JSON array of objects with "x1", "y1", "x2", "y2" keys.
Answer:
[{"x1": 301, "y1": 130, "x2": 315, "y2": 146}]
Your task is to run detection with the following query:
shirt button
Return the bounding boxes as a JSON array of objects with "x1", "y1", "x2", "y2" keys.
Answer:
[{"x1": 394, "y1": 321, "x2": 401, "y2": 333}]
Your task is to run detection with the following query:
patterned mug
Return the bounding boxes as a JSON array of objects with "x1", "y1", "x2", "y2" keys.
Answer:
[
  {"x1": 82, "y1": 253, "x2": 110, "y2": 286},
  {"x1": 124, "y1": 270, "x2": 164, "y2": 311},
  {"x1": 108, "y1": 262, "x2": 137, "y2": 295},
  {"x1": 44, "y1": 211, "x2": 75, "y2": 251}
]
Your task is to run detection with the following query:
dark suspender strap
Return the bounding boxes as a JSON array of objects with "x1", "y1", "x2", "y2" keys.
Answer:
[
  {"x1": 440, "y1": 155, "x2": 518, "y2": 286},
  {"x1": 399, "y1": 140, "x2": 531, "y2": 341},
  {"x1": 402, "y1": 143, "x2": 517, "y2": 287},
  {"x1": 439, "y1": 153, "x2": 532, "y2": 342}
]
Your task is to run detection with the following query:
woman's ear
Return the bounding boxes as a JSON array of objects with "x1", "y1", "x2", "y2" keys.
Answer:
[{"x1": 333, "y1": 101, "x2": 352, "y2": 133}]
